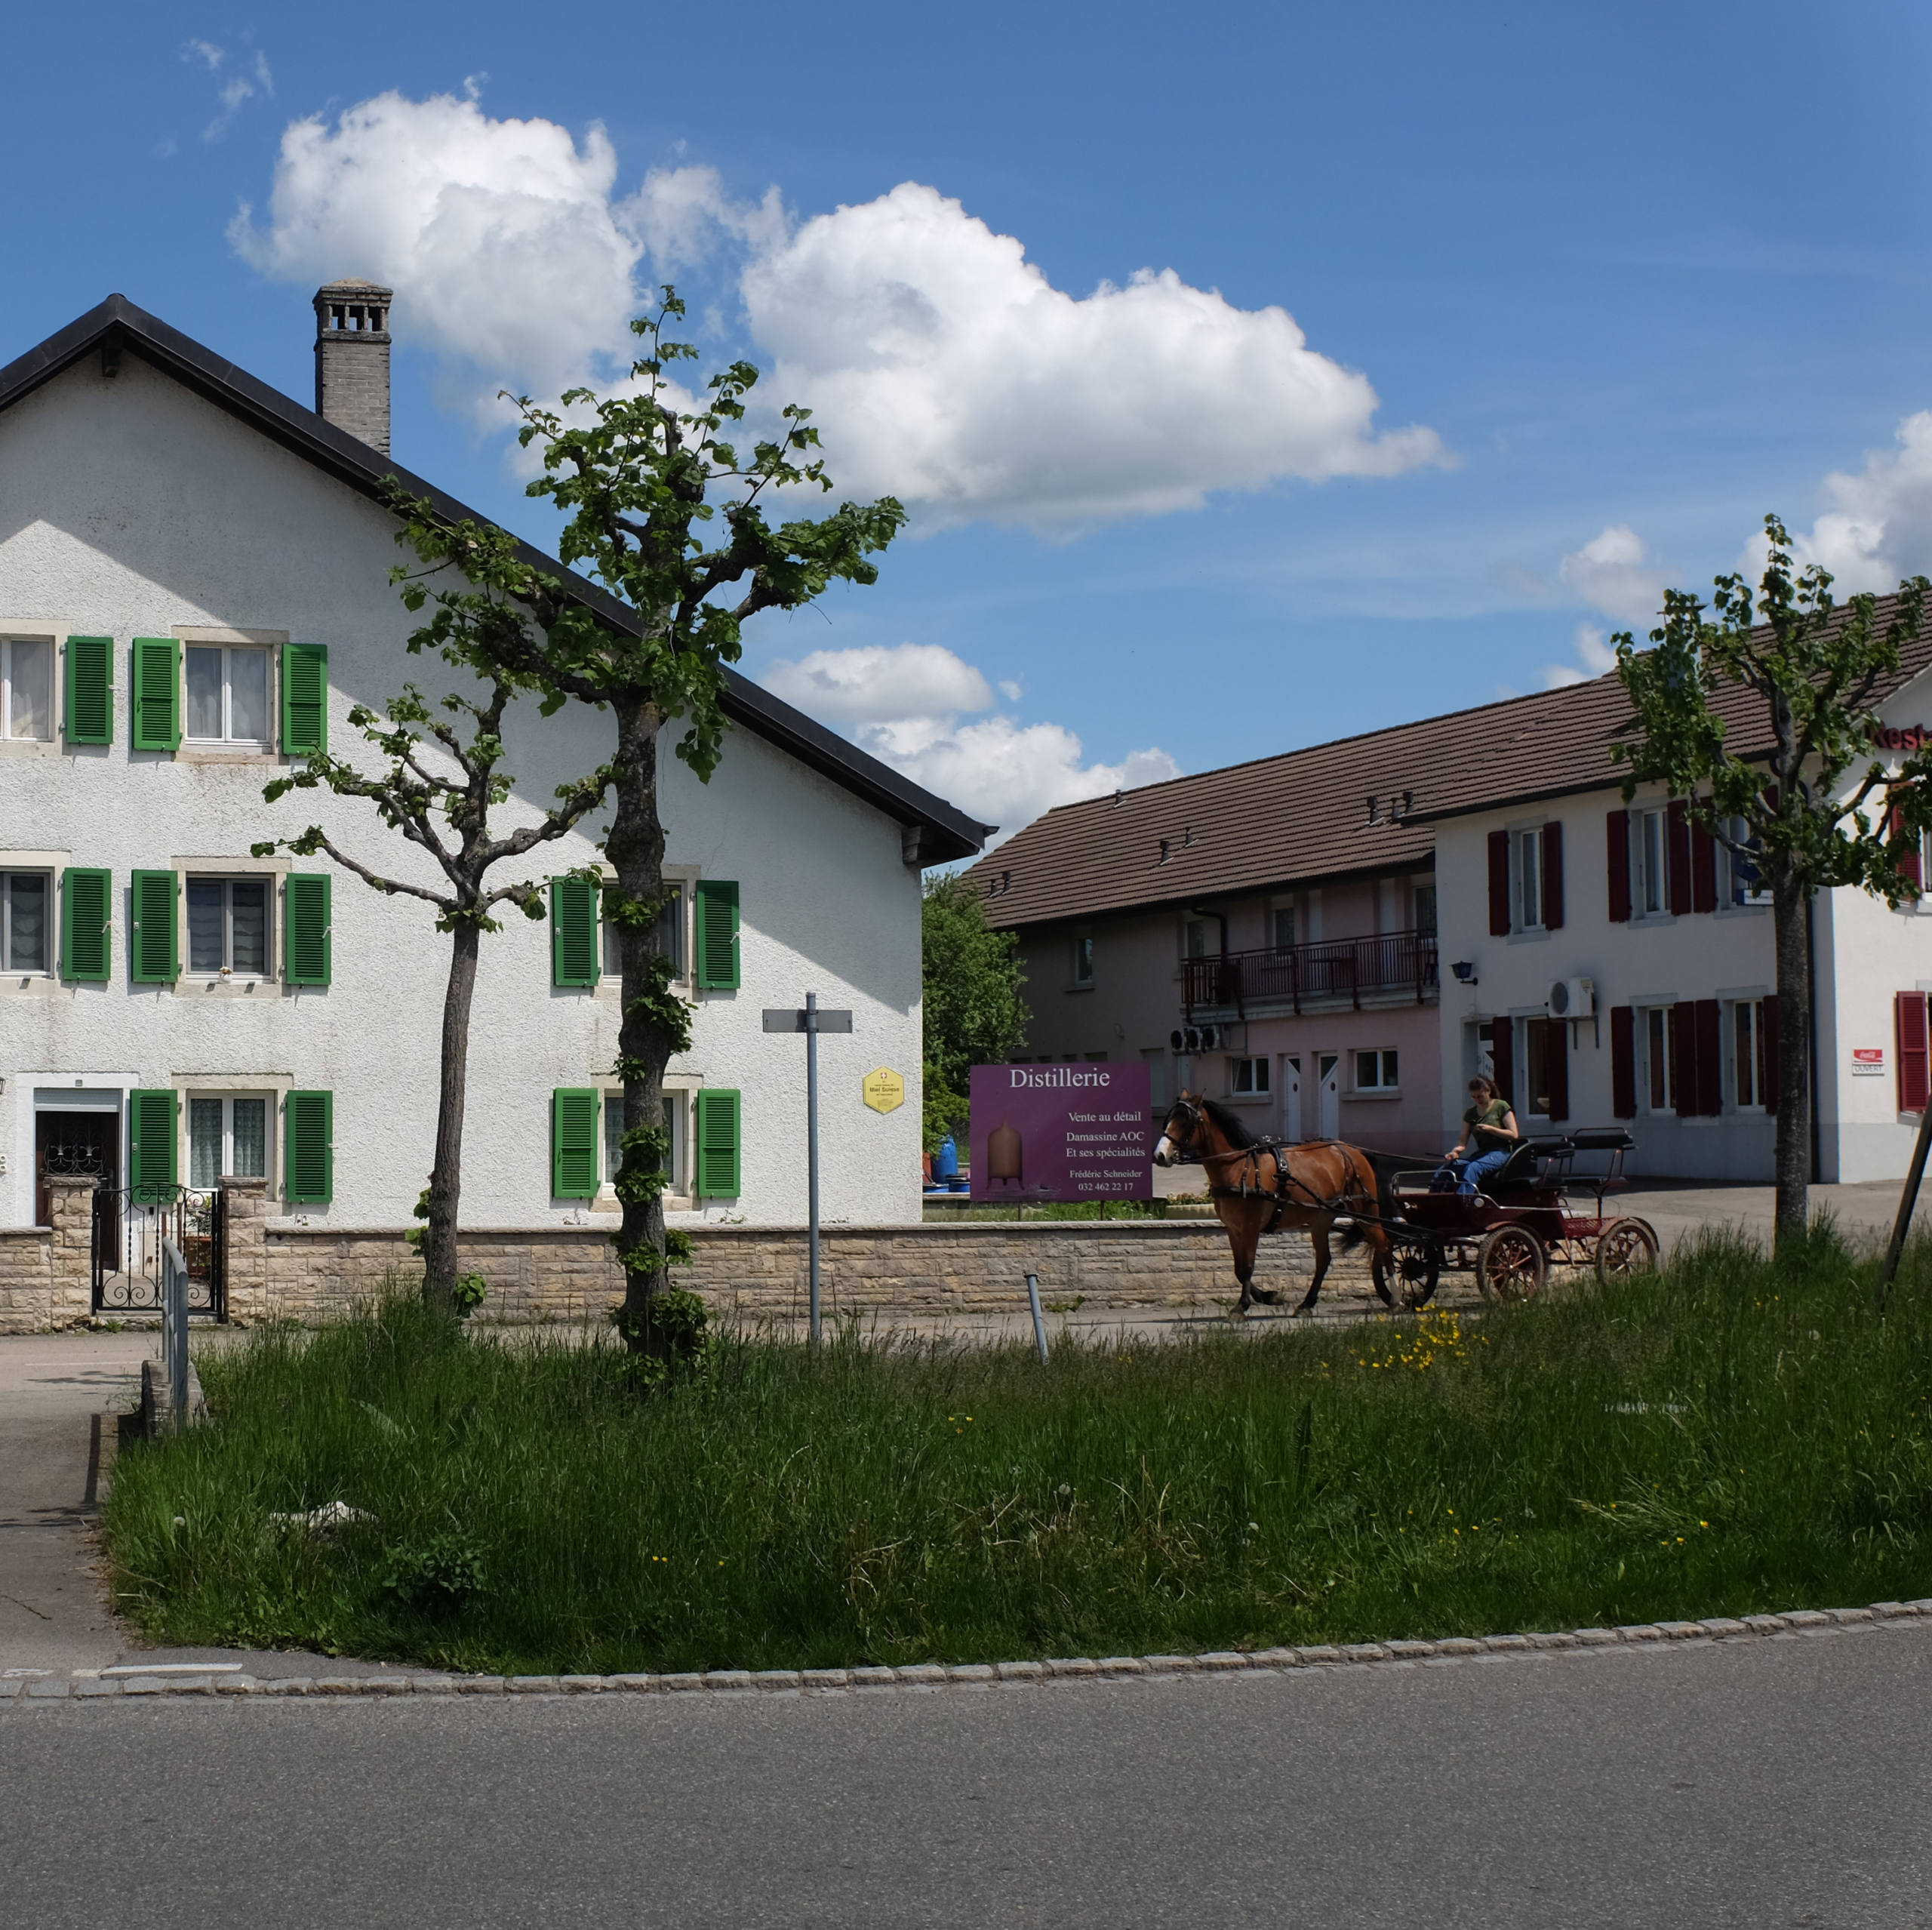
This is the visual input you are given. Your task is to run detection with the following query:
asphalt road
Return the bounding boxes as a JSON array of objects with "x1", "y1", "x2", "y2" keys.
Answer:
[{"x1": 6, "y1": 1624, "x2": 1930, "y2": 1928}]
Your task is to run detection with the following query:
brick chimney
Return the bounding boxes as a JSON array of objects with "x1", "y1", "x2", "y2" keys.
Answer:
[{"x1": 312, "y1": 279, "x2": 392, "y2": 454}]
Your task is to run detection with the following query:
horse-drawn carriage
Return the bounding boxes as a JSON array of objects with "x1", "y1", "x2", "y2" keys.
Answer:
[
  {"x1": 1153, "y1": 1094, "x2": 1660, "y2": 1317},
  {"x1": 1379, "y1": 1127, "x2": 1660, "y2": 1306}
]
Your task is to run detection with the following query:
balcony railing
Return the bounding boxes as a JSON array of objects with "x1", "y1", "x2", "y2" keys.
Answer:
[{"x1": 1182, "y1": 930, "x2": 1438, "y2": 1016}]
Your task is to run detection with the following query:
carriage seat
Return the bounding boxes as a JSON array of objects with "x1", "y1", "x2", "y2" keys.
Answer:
[{"x1": 1479, "y1": 1135, "x2": 1576, "y2": 1196}]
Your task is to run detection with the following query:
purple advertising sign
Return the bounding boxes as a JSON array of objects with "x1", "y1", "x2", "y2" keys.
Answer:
[{"x1": 968, "y1": 1063, "x2": 1154, "y2": 1203}]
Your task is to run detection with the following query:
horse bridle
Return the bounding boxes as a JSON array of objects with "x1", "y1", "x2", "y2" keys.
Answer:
[{"x1": 1160, "y1": 1097, "x2": 1364, "y2": 1224}]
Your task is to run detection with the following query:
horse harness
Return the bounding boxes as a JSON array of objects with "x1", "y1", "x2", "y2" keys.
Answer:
[{"x1": 1164, "y1": 1097, "x2": 1367, "y2": 1234}]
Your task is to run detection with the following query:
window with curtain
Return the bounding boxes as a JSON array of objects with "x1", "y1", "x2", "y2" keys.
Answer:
[
  {"x1": 1, "y1": 870, "x2": 50, "y2": 971},
  {"x1": 185, "y1": 645, "x2": 271, "y2": 745},
  {"x1": 188, "y1": 1094, "x2": 269, "y2": 1187},
  {"x1": 2, "y1": 638, "x2": 53, "y2": 740},
  {"x1": 186, "y1": 876, "x2": 271, "y2": 975}
]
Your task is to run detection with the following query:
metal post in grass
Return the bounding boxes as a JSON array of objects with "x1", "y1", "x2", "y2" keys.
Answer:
[
  {"x1": 1881, "y1": 1098, "x2": 1932, "y2": 1301},
  {"x1": 1026, "y1": 1271, "x2": 1049, "y2": 1364},
  {"x1": 763, "y1": 993, "x2": 854, "y2": 1344},
  {"x1": 161, "y1": 1239, "x2": 189, "y2": 1433}
]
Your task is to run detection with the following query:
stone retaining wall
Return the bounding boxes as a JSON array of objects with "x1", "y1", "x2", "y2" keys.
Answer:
[{"x1": 0, "y1": 1180, "x2": 102, "y2": 1334}]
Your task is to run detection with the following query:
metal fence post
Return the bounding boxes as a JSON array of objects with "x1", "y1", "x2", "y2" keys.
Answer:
[
  {"x1": 1025, "y1": 1271, "x2": 1050, "y2": 1365},
  {"x1": 162, "y1": 1239, "x2": 189, "y2": 1433}
]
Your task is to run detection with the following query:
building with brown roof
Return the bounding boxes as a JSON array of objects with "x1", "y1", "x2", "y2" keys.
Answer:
[{"x1": 968, "y1": 611, "x2": 1932, "y2": 1181}]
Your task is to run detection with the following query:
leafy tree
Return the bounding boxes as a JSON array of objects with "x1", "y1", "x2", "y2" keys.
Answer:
[
  {"x1": 1612, "y1": 515, "x2": 1930, "y2": 1245},
  {"x1": 392, "y1": 292, "x2": 904, "y2": 1351},
  {"x1": 921, "y1": 872, "x2": 1029, "y2": 1153},
  {"x1": 254, "y1": 654, "x2": 609, "y2": 1307}
]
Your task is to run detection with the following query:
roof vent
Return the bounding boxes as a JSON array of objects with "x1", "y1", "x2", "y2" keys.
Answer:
[
  {"x1": 313, "y1": 278, "x2": 394, "y2": 454},
  {"x1": 1112, "y1": 789, "x2": 1122, "y2": 808},
  {"x1": 1158, "y1": 839, "x2": 1171, "y2": 865},
  {"x1": 1366, "y1": 795, "x2": 1379, "y2": 825}
]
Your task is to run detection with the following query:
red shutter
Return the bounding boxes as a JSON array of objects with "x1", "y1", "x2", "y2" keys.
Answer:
[
  {"x1": 1890, "y1": 803, "x2": 1922, "y2": 893},
  {"x1": 1667, "y1": 801, "x2": 1692, "y2": 915},
  {"x1": 1606, "y1": 811, "x2": 1632, "y2": 923},
  {"x1": 1491, "y1": 1017, "x2": 1514, "y2": 1116},
  {"x1": 1611, "y1": 1005, "x2": 1636, "y2": 1117},
  {"x1": 1690, "y1": 819, "x2": 1717, "y2": 913},
  {"x1": 1673, "y1": 1002, "x2": 1699, "y2": 1116},
  {"x1": 1543, "y1": 1016, "x2": 1569, "y2": 1121},
  {"x1": 1759, "y1": 996, "x2": 1779, "y2": 1115},
  {"x1": 1541, "y1": 820, "x2": 1564, "y2": 931},
  {"x1": 1694, "y1": 998, "x2": 1723, "y2": 1116},
  {"x1": 1896, "y1": 991, "x2": 1929, "y2": 1114},
  {"x1": 1487, "y1": 830, "x2": 1511, "y2": 937}
]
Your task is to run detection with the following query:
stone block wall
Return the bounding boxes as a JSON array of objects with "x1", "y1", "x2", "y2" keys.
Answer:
[{"x1": 0, "y1": 1179, "x2": 97, "y2": 1334}]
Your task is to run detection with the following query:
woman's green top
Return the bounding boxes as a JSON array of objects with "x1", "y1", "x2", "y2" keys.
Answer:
[{"x1": 1463, "y1": 1097, "x2": 1515, "y2": 1156}]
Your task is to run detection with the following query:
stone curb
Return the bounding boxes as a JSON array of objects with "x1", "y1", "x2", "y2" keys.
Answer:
[{"x1": 10, "y1": 1599, "x2": 1928, "y2": 1704}]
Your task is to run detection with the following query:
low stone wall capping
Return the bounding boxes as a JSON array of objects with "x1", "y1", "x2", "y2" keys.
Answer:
[{"x1": 2, "y1": 1182, "x2": 1303, "y2": 1333}]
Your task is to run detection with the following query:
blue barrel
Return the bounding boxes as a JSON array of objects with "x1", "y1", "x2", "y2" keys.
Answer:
[{"x1": 933, "y1": 1135, "x2": 959, "y2": 1180}]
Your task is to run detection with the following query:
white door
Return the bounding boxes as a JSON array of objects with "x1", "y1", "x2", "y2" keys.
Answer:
[
  {"x1": 1281, "y1": 1055, "x2": 1303, "y2": 1141},
  {"x1": 1318, "y1": 1054, "x2": 1341, "y2": 1140}
]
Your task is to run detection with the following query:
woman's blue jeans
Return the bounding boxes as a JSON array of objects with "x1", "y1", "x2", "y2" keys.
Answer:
[{"x1": 1436, "y1": 1149, "x2": 1510, "y2": 1196}]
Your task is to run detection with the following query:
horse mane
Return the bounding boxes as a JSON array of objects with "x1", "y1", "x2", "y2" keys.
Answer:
[{"x1": 1198, "y1": 1097, "x2": 1260, "y2": 1148}]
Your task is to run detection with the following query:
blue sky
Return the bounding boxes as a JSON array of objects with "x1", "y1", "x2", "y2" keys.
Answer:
[{"x1": 8, "y1": 2, "x2": 1932, "y2": 839}]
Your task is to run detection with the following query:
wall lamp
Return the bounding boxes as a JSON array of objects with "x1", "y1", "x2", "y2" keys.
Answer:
[{"x1": 1451, "y1": 960, "x2": 1478, "y2": 985}]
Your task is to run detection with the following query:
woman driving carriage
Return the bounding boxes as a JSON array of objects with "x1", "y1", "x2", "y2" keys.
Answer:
[{"x1": 1435, "y1": 1073, "x2": 1521, "y2": 1196}]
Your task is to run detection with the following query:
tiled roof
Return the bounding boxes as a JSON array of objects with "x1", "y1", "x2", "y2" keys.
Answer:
[{"x1": 966, "y1": 601, "x2": 1932, "y2": 928}]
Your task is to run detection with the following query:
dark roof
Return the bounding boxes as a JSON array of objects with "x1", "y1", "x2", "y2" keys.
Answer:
[
  {"x1": 0, "y1": 294, "x2": 991, "y2": 866},
  {"x1": 965, "y1": 606, "x2": 1932, "y2": 928}
]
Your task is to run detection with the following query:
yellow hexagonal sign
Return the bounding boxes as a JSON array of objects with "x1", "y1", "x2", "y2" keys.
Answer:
[{"x1": 863, "y1": 1067, "x2": 906, "y2": 1115}]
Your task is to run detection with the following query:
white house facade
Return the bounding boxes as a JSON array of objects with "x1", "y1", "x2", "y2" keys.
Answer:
[
  {"x1": 1428, "y1": 649, "x2": 1932, "y2": 1184},
  {"x1": 0, "y1": 293, "x2": 987, "y2": 1249}
]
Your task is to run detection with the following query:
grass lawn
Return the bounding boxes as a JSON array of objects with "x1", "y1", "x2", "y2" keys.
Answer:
[{"x1": 103, "y1": 1225, "x2": 1932, "y2": 1676}]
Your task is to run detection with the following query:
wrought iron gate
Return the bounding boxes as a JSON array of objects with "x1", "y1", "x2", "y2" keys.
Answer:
[{"x1": 92, "y1": 1184, "x2": 225, "y2": 1319}]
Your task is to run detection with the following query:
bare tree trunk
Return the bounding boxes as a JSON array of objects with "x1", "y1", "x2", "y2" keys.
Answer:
[
  {"x1": 609, "y1": 694, "x2": 672, "y2": 1353},
  {"x1": 421, "y1": 916, "x2": 481, "y2": 1307},
  {"x1": 1772, "y1": 868, "x2": 1811, "y2": 1249}
]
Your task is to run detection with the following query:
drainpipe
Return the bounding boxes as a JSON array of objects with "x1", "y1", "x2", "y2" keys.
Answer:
[{"x1": 1806, "y1": 887, "x2": 1821, "y2": 1185}]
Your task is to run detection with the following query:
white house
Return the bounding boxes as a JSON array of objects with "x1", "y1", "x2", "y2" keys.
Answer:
[
  {"x1": 1423, "y1": 632, "x2": 1932, "y2": 1183},
  {"x1": 0, "y1": 289, "x2": 987, "y2": 1250}
]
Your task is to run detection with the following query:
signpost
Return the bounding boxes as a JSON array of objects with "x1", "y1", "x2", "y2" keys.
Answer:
[
  {"x1": 763, "y1": 993, "x2": 853, "y2": 1342},
  {"x1": 968, "y1": 1063, "x2": 1154, "y2": 1204}
]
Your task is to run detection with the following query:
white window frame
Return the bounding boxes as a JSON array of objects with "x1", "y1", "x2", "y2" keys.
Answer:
[
  {"x1": 601, "y1": 1086, "x2": 691, "y2": 1208},
  {"x1": 600, "y1": 868, "x2": 695, "y2": 988},
  {"x1": 0, "y1": 635, "x2": 56, "y2": 743},
  {"x1": 186, "y1": 1091, "x2": 275, "y2": 1190},
  {"x1": 0, "y1": 867, "x2": 54, "y2": 975},
  {"x1": 1513, "y1": 826, "x2": 1544, "y2": 932},
  {"x1": 1414, "y1": 879, "x2": 1438, "y2": 937},
  {"x1": 1229, "y1": 1056, "x2": 1270, "y2": 1097},
  {"x1": 1269, "y1": 900, "x2": 1297, "y2": 952},
  {"x1": 183, "y1": 642, "x2": 273, "y2": 749},
  {"x1": 1641, "y1": 1004, "x2": 1675, "y2": 1113},
  {"x1": 1721, "y1": 817, "x2": 1772, "y2": 908},
  {"x1": 185, "y1": 874, "x2": 275, "y2": 980},
  {"x1": 1071, "y1": 933, "x2": 1094, "y2": 986},
  {"x1": 1633, "y1": 807, "x2": 1669, "y2": 919},
  {"x1": 1728, "y1": 999, "x2": 1767, "y2": 1112},
  {"x1": 1353, "y1": 1048, "x2": 1399, "y2": 1094}
]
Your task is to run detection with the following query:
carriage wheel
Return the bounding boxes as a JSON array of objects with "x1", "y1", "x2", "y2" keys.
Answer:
[
  {"x1": 1595, "y1": 1217, "x2": 1660, "y2": 1284},
  {"x1": 1397, "y1": 1243, "x2": 1441, "y2": 1310},
  {"x1": 1475, "y1": 1225, "x2": 1546, "y2": 1303}
]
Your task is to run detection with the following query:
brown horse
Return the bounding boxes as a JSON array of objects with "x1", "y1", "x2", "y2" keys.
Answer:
[{"x1": 1152, "y1": 1092, "x2": 1398, "y2": 1317}]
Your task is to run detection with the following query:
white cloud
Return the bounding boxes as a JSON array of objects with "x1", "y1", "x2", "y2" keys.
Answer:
[
  {"x1": 741, "y1": 182, "x2": 1447, "y2": 528},
  {"x1": 232, "y1": 94, "x2": 1444, "y2": 528},
  {"x1": 1758, "y1": 411, "x2": 1932, "y2": 593},
  {"x1": 230, "y1": 90, "x2": 644, "y2": 399},
  {"x1": 755, "y1": 641, "x2": 1178, "y2": 839},
  {"x1": 1558, "y1": 525, "x2": 1665, "y2": 626},
  {"x1": 761, "y1": 642, "x2": 993, "y2": 722},
  {"x1": 1542, "y1": 620, "x2": 1619, "y2": 689},
  {"x1": 189, "y1": 42, "x2": 272, "y2": 142}
]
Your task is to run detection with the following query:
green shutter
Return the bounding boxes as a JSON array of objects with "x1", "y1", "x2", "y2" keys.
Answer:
[
  {"x1": 550, "y1": 876, "x2": 599, "y2": 988},
  {"x1": 129, "y1": 1089, "x2": 178, "y2": 1202},
  {"x1": 694, "y1": 1088, "x2": 741, "y2": 1198},
  {"x1": 552, "y1": 1088, "x2": 599, "y2": 1199},
  {"x1": 694, "y1": 879, "x2": 740, "y2": 990},
  {"x1": 285, "y1": 873, "x2": 331, "y2": 985},
  {"x1": 129, "y1": 870, "x2": 177, "y2": 983},
  {"x1": 281, "y1": 643, "x2": 328, "y2": 756},
  {"x1": 131, "y1": 638, "x2": 180, "y2": 752},
  {"x1": 60, "y1": 868, "x2": 111, "y2": 980},
  {"x1": 63, "y1": 636, "x2": 112, "y2": 745},
  {"x1": 285, "y1": 1091, "x2": 334, "y2": 1203}
]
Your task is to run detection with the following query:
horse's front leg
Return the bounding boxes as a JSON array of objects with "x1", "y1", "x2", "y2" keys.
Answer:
[
  {"x1": 1218, "y1": 1202, "x2": 1264, "y2": 1318},
  {"x1": 1294, "y1": 1224, "x2": 1331, "y2": 1315}
]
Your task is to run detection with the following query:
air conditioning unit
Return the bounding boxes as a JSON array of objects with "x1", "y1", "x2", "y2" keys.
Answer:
[
  {"x1": 1170, "y1": 1028, "x2": 1187, "y2": 1054},
  {"x1": 1173, "y1": 1026, "x2": 1205, "y2": 1054},
  {"x1": 1549, "y1": 976, "x2": 1595, "y2": 1019},
  {"x1": 1197, "y1": 1023, "x2": 1223, "y2": 1051}
]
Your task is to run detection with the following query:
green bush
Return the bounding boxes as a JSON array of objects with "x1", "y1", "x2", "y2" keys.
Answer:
[{"x1": 103, "y1": 1225, "x2": 1932, "y2": 1675}]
